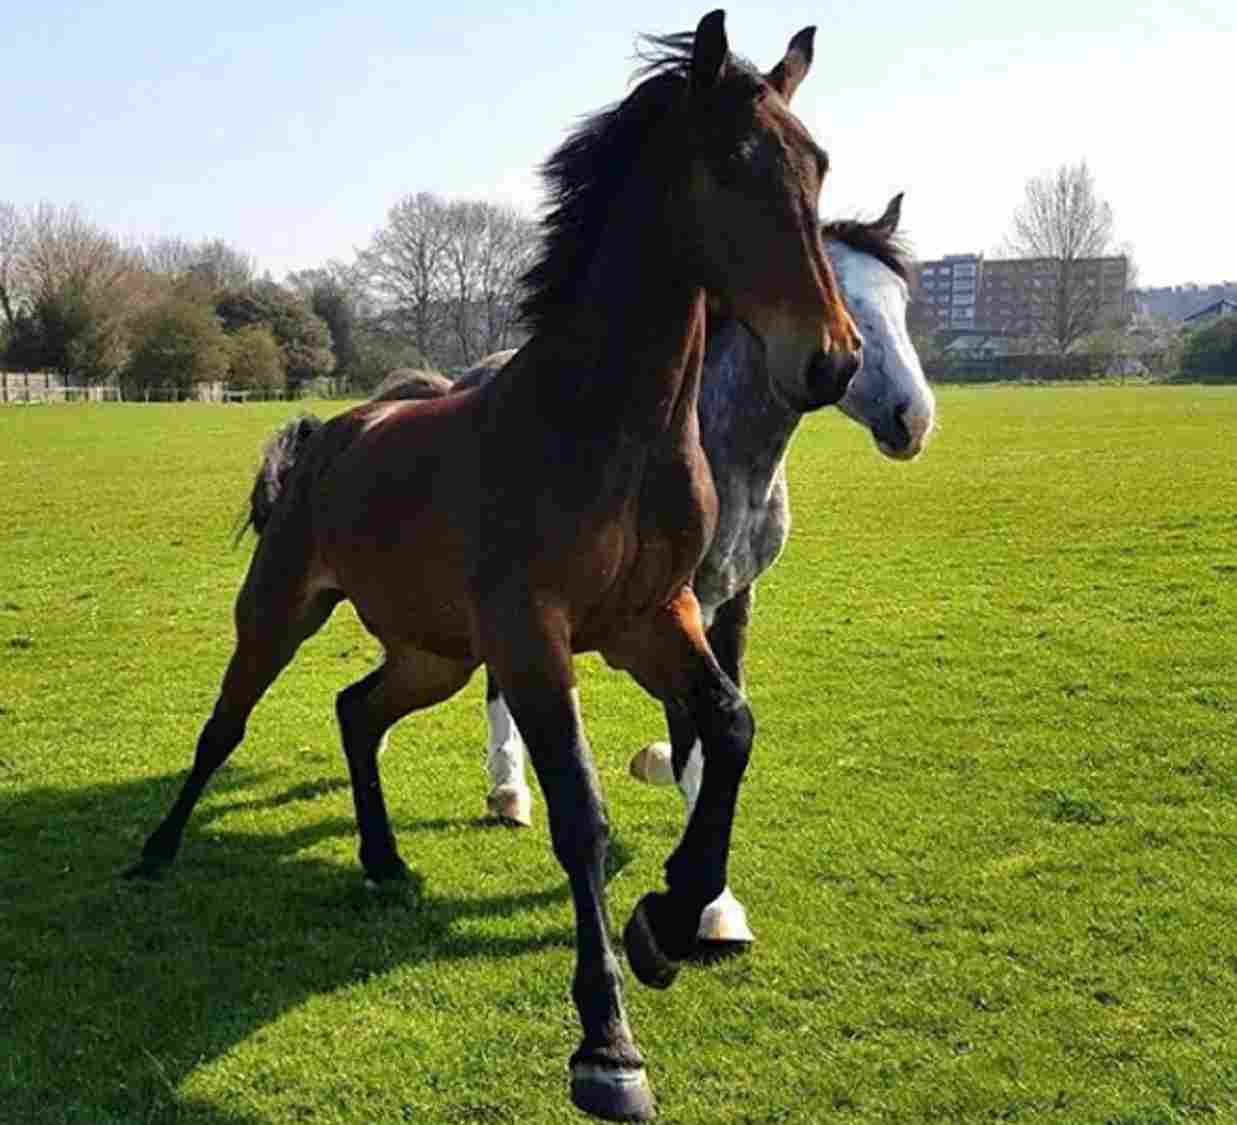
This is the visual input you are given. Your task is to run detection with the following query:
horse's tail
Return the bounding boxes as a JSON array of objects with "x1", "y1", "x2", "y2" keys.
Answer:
[{"x1": 235, "y1": 414, "x2": 325, "y2": 542}]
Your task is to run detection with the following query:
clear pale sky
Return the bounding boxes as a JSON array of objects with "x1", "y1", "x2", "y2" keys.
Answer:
[{"x1": 4, "y1": 1, "x2": 1232, "y2": 288}]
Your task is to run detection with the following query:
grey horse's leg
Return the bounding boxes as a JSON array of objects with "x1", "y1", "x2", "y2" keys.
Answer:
[{"x1": 481, "y1": 669, "x2": 534, "y2": 827}]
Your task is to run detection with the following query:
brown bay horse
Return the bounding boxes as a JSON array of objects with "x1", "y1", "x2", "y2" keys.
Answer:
[{"x1": 129, "y1": 11, "x2": 861, "y2": 1120}]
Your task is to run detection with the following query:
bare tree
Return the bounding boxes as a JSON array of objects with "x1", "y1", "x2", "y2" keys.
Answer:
[
  {"x1": 1003, "y1": 160, "x2": 1124, "y2": 357},
  {"x1": 0, "y1": 202, "x2": 26, "y2": 334},
  {"x1": 359, "y1": 192, "x2": 452, "y2": 364},
  {"x1": 21, "y1": 203, "x2": 134, "y2": 299},
  {"x1": 442, "y1": 200, "x2": 486, "y2": 365},
  {"x1": 476, "y1": 204, "x2": 538, "y2": 357},
  {"x1": 5, "y1": 203, "x2": 149, "y2": 378},
  {"x1": 187, "y1": 239, "x2": 258, "y2": 291},
  {"x1": 138, "y1": 236, "x2": 200, "y2": 279}
]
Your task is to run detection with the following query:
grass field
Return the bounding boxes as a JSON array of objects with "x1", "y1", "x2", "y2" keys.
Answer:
[{"x1": 2, "y1": 385, "x2": 1235, "y2": 1125}]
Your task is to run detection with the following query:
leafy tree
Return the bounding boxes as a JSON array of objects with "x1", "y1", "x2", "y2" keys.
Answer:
[
  {"x1": 1, "y1": 202, "x2": 145, "y2": 379},
  {"x1": 8, "y1": 279, "x2": 128, "y2": 381},
  {"x1": 215, "y1": 281, "x2": 334, "y2": 389},
  {"x1": 346, "y1": 329, "x2": 425, "y2": 392},
  {"x1": 226, "y1": 324, "x2": 285, "y2": 391},
  {"x1": 1181, "y1": 315, "x2": 1237, "y2": 381},
  {"x1": 307, "y1": 279, "x2": 357, "y2": 376},
  {"x1": 126, "y1": 297, "x2": 230, "y2": 390},
  {"x1": 285, "y1": 262, "x2": 362, "y2": 377}
]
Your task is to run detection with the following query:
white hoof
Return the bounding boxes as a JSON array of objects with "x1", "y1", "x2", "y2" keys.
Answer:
[
  {"x1": 486, "y1": 783, "x2": 533, "y2": 827},
  {"x1": 629, "y1": 742, "x2": 676, "y2": 786},
  {"x1": 697, "y1": 887, "x2": 755, "y2": 944}
]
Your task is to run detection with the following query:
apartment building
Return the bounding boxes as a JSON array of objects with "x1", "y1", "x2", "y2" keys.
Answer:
[
  {"x1": 915, "y1": 254, "x2": 981, "y2": 331},
  {"x1": 912, "y1": 254, "x2": 1130, "y2": 338}
]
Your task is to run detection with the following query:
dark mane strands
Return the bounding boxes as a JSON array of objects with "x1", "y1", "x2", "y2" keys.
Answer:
[
  {"x1": 518, "y1": 30, "x2": 762, "y2": 335},
  {"x1": 823, "y1": 217, "x2": 912, "y2": 284}
]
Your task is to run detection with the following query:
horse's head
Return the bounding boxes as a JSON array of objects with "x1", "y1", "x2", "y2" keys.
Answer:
[
  {"x1": 669, "y1": 12, "x2": 862, "y2": 412},
  {"x1": 825, "y1": 195, "x2": 935, "y2": 460}
]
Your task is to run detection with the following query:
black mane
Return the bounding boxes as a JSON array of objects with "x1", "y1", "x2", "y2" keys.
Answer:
[
  {"x1": 822, "y1": 216, "x2": 912, "y2": 284},
  {"x1": 518, "y1": 31, "x2": 762, "y2": 335}
]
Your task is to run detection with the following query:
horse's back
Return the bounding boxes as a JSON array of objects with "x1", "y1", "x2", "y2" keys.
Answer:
[{"x1": 309, "y1": 394, "x2": 486, "y2": 657}]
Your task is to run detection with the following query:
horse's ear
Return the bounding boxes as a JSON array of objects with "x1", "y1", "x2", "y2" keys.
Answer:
[
  {"x1": 766, "y1": 26, "x2": 815, "y2": 102},
  {"x1": 691, "y1": 10, "x2": 729, "y2": 92},
  {"x1": 874, "y1": 192, "x2": 905, "y2": 236}
]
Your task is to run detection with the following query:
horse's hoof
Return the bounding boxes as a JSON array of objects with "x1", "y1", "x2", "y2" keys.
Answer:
[
  {"x1": 628, "y1": 743, "x2": 675, "y2": 787},
  {"x1": 485, "y1": 783, "x2": 532, "y2": 828},
  {"x1": 690, "y1": 937, "x2": 752, "y2": 963},
  {"x1": 623, "y1": 895, "x2": 680, "y2": 991},
  {"x1": 696, "y1": 887, "x2": 755, "y2": 945},
  {"x1": 570, "y1": 1062, "x2": 656, "y2": 1122},
  {"x1": 363, "y1": 857, "x2": 412, "y2": 890}
]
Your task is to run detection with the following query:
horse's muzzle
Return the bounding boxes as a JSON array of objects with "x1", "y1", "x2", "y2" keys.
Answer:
[{"x1": 803, "y1": 345, "x2": 863, "y2": 410}]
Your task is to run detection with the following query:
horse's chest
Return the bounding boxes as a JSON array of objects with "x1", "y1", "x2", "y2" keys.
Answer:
[{"x1": 574, "y1": 445, "x2": 716, "y2": 626}]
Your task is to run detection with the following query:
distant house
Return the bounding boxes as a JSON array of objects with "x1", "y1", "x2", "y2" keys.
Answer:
[
  {"x1": 942, "y1": 334, "x2": 1012, "y2": 357},
  {"x1": 1184, "y1": 298, "x2": 1237, "y2": 327}
]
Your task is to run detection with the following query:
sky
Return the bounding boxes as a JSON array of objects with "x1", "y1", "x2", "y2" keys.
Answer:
[{"x1": 3, "y1": 1, "x2": 1233, "y2": 289}]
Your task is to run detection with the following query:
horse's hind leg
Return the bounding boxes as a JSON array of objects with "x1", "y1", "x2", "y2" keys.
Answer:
[
  {"x1": 126, "y1": 585, "x2": 340, "y2": 879},
  {"x1": 604, "y1": 590, "x2": 755, "y2": 991},
  {"x1": 481, "y1": 669, "x2": 534, "y2": 827},
  {"x1": 335, "y1": 648, "x2": 474, "y2": 885}
]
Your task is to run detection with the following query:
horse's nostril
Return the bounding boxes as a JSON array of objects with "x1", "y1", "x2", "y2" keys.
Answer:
[{"x1": 887, "y1": 398, "x2": 912, "y2": 448}]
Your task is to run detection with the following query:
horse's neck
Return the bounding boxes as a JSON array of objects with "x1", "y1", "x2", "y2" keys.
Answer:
[
  {"x1": 698, "y1": 321, "x2": 802, "y2": 499},
  {"x1": 531, "y1": 218, "x2": 708, "y2": 442}
]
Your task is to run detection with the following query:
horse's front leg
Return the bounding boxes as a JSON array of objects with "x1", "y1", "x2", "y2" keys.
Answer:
[
  {"x1": 628, "y1": 588, "x2": 757, "y2": 949},
  {"x1": 605, "y1": 590, "x2": 755, "y2": 990},
  {"x1": 483, "y1": 600, "x2": 653, "y2": 1123}
]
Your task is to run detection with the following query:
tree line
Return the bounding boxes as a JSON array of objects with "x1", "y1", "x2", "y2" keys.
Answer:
[{"x1": 0, "y1": 193, "x2": 539, "y2": 393}]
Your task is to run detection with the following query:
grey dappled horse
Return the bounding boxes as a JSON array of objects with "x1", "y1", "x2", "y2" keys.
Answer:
[{"x1": 379, "y1": 194, "x2": 936, "y2": 950}]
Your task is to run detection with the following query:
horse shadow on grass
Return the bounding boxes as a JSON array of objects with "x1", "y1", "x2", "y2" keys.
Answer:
[{"x1": 0, "y1": 765, "x2": 632, "y2": 1124}]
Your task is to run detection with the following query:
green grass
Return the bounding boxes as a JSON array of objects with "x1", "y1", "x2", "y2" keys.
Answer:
[{"x1": 2, "y1": 386, "x2": 1235, "y2": 1125}]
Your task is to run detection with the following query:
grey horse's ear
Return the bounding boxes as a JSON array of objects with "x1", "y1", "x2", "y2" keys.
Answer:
[
  {"x1": 691, "y1": 10, "x2": 729, "y2": 93},
  {"x1": 874, "y1": 192, "x2": 904, "y2": 235},
  {"x1": 766, "y1": 26, "x2": 815, "y2": 102}
]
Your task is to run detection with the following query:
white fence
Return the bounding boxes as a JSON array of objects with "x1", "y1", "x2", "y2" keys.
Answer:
[
  {"x1": 1, "y1": 372, "x2": 120, "y2": 403},
  {"x1": 0, "y1": 372, "x2": 346, "y2": 404}
]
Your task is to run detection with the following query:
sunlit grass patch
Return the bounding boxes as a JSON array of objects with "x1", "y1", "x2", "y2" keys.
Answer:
[{"x1": 2, "y1": 387, "x2": 1235, "y2": 1124}]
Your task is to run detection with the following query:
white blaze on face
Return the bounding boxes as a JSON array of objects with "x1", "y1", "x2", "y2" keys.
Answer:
[{"x1": 828, "y1": 241, "x2": 936, "y2": 458}]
